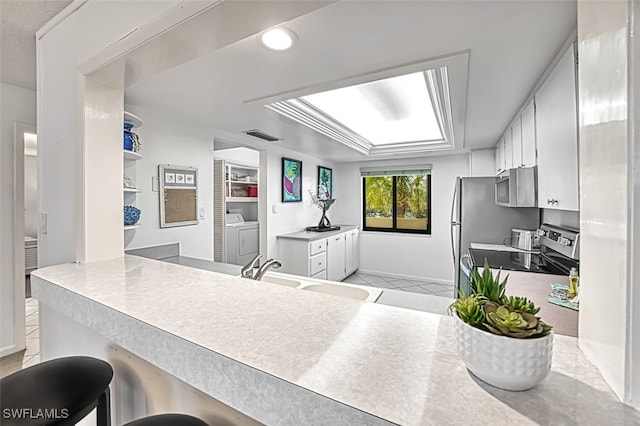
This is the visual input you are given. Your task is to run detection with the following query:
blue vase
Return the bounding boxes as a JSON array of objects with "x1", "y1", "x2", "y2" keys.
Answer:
[{"x1": 123, "y1": 122, "x2": 134, "y2": 151}]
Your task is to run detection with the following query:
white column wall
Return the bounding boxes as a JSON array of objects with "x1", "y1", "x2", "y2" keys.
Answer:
[
  {"x1": 0, "y1": 83, "x2": 35, "y2": 356},
  {"x1": 330, "y1": 154, "x2": 469, "y2": 284},
  {"x1": 37, "y1": 0, "x2": 180, "y2": 268},
  {"x1": 576, "y1": 0, "x2": 637, "y2": 408}
]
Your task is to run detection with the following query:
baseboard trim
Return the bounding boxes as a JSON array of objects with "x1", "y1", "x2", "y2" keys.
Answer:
[
  {"x1": 357, "y1": 269, "x2": 453, "y2": 286},
  {"x1": 0, "y1": 343, "x2": 25, "y2": 358}
]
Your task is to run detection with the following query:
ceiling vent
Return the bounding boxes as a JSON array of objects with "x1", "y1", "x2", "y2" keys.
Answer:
[{"x1": 242, "y1": 129, "x2": 282, "y2": 142}]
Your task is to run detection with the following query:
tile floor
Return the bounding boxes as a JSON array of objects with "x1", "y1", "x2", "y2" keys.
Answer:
[
  {"x1": 24, "y1": 297, "x2": 41, "y2": 368},
  {"x1": 343, "y1": 271, "x2": 454, "y2": 298},
  {"x1": 0, "y1": 298, "x2": 40, "y2": 378}
]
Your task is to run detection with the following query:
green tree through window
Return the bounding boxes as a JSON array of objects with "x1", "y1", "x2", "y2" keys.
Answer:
[{"x1": 363, "y1": 173, "x2": 431, "y2": 234}]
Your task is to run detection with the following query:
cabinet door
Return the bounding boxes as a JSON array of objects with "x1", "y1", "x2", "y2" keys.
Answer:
[
  {"x1": 521, "y1": 99, "x2": 537, "y2": 167},
  {"x1": 494, "y1": 145, "x2": 501, "y2": 175},
  {"x1": 345, "y1": 232, "x2": 354, "y2": 275},
  {"x1": 503, "y1": 128, "x2": 513, "y2": 170},
  {"x1": 352, "y1": 229, "x2": 360, "y2": 271},
  {"x1": 535, "y1": 44, "x2": 579, "y2": 211},
  {"x1": 495, "y1": 138, "x2": 506, "y2": 174},
  {"x1": 327, "y1": 234, "x2": 346, "y2": 281},
  {"x1": 511, "y1": 116, "x2": 523, "y2": 168},
  {"x1": 345, "y1": 229, "x2": 360, "y2": 276}
]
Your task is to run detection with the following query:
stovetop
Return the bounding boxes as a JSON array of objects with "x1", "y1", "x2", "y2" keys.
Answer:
[{"x1": 469, "y1": 248, "x2": 577, "y2": 275}]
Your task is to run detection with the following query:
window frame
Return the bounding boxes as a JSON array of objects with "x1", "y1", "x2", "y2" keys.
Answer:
[{"x1": 361, "y1": 174, "x2": 432, "y2": 235}]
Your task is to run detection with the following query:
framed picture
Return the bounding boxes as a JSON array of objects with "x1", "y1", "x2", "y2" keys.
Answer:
[
  {"x1": 282, "y1": 157, "x2": 302, "y2": 202},
  {"x1": 123, "y1": 174, "x2": 136, "y2": 189},
  {"x1": 318, "y1": 166, "x2": 333, "y2": 199},
  {"x1": 176, "y1": 173, "x2": 185, "y2": 184}
]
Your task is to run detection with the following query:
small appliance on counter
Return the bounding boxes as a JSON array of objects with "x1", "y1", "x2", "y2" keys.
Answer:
[{"x1": 510, "y1": 228, "x2": 540, "y2": 251}]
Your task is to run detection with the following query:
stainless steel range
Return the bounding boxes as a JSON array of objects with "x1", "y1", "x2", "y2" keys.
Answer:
[
  {"x1": 459, "y1": 224, "x2": 580, "y2": 296},
  {"x1": 469, "y1": 223, "x2": 579, "y2": 275}
]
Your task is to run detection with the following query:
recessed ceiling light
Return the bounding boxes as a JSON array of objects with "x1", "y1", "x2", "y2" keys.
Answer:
[{"x1": 259, "y1": 27, "x2": 297, "y2": 51}]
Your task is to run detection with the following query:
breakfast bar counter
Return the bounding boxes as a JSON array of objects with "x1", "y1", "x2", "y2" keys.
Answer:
[{"x1": 31, "y1": 255, "x2": 638, "y2": 425}]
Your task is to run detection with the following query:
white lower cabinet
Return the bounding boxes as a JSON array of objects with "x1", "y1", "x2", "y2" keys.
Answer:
[
  {"x1": 277, "y1": 227, "x2": 360, "y2": 280},
  {"x1": 346, "y1": 229, "x2": 360, "y2": 276},
  {"x1": 327, "y1": 234, "x2": 346, "y2": 281}
]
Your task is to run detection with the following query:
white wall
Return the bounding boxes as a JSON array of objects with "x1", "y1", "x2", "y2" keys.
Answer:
[
  {"x1": 541, "y1": 209, "x2": 579, "y2": 229},
  {"x1": 0, "y1": 82, "x2": 36, "y2": 355},
  {"x1": 331, "y1": 154, "x2": 469, "y2": 284},
  {"x1": 577, "y1": 0, "x2": 636, "y2": 407},
  {"x1": 260, "y1": 146, "x2": 335, "y2": 260},
  {"x1": 469, "y1": 149, "x2": 496, "y2": 177},
  {"x1": 25, "y1": 154, "x2": 38, "y2": 237},
  {"x1": 124, "y1": 105, "x2": 214, "y2": 260}
]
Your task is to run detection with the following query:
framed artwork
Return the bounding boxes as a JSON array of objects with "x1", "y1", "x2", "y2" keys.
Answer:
[
  {"x1": 318, "y1": 166, "x2": 333, "y2": 199},
  {"x1": 282, "y1": 157, "x2": 302, "y2": 202}
]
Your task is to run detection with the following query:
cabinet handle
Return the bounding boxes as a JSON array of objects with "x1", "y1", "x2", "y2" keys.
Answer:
[
  {"x1": 335, "y1": 237, "x2": 340, "y2": 241},
  {"x1": 547, "y1": 198, "x2": 558, "y2": 205}
]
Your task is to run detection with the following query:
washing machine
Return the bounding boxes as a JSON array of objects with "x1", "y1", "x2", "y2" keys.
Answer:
[{"x1": 225, "y1": 213, "x2": 259, "y2": 266}]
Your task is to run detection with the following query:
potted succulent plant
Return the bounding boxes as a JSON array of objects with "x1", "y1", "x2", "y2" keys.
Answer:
[{"x1": 449, "y1": 259, "x2": 553, "y2": 391}]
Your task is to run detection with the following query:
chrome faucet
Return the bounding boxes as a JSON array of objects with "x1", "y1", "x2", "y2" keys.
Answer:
[
  {"x1": 240, "y1": 255, "x2": 282, "y2": 280},
  {"x1": 241, "y1": 254, "x2": 262, "y2": 278},
  {"x1": 254, "y1": 259, "x2": 282, "y2": 280}
]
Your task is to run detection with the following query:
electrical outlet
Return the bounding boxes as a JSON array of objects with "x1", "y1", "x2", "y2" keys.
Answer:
[
  {"x1": 40, "y1": 212, "x2": 48, "y2": 234},
  {"x1": 152, "y1": 176, "x2": 159, "y2": 192},
  {"x1": 271, "y1": 204, "x2": 277, "y2": 214}
]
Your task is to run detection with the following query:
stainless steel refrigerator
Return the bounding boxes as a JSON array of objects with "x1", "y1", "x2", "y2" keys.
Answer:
[{"x1": 450, "y1": 177, "x2": 540, "y2": 295}]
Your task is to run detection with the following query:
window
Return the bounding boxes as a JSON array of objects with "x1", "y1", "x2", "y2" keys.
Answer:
[{"x1": 361, "y1": 166, "x2": 431, "y2": 234}]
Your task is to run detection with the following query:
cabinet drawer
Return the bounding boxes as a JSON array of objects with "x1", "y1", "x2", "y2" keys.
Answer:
[
  {"x1": 309, "y1": 239, "x2": 327, "y2": 256},
  {"x1": 312, "y1": 270, "x2": 327, "y2": 280},
  {"x1": 309, "y1": 252, "x2": 327, "y2": 276}
]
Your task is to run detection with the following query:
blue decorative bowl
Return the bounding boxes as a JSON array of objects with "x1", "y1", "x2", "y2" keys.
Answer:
[
  {"x1": 124, "y1": 205, "x2": 141, "y2": 226},
  {"x1": 123, "y1": 122, "x2": 135, "y2": 151}
]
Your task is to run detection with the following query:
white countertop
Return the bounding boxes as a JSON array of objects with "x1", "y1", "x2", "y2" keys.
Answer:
[
  {"x1": 31, "y1": 255, "x2": 639, "y2": 425},
  {"x1": 277, "y1": 225, "x2": 359, "y2": 241},
  {"x1": 470, "y1": 242, "x2": 540, "y2": 253}
]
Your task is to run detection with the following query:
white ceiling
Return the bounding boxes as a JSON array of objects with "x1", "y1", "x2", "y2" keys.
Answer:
[
  {"x1": 125, "y1": 1, "x2": 576, "y2": 162},
  {"x1": 1, "y1": 0, "x2": 73, "y2": 90}
]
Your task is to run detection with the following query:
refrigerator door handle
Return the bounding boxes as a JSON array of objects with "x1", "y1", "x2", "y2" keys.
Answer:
[{"x1": 450, "y1": 180, "x2": 460, "y2": 266}]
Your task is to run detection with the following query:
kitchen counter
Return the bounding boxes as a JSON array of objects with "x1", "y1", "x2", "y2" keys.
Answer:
[
  {"x1": 31, "y1": 256, "x2": 639, "y2": 425},
  {"x1": 501, "y1": 269, "x2": 579, "y2": 337},
  {"x1": 470, "y1": 242, "x2": 539, "y2": 253},
  {"x1": 276, "y1": 225, "x2": 359, "y2": 242}
]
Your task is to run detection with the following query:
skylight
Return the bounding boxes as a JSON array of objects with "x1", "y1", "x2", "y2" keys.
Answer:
[
  {"x1": 301, "y1": 72, "x2": 442, "y2": 146},
  {"x1": 264, "y1": 53, "x2": 469, "y2": 156}
]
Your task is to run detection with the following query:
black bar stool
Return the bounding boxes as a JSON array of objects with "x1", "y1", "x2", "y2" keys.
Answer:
[
  {"x1": 0, "y1": 356, "x2": 113, "y2": 425},
  {"x1": 123, "y1": 414, "x2": 209, "y2": 426}
]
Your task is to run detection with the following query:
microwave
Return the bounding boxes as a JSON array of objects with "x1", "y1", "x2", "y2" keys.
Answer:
[{"x1": 495, "y1": 166, "x2": 537, "y2": 207}]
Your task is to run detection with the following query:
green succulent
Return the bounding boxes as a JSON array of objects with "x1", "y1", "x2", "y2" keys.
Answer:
[
  {"x1": 469, "y1": 258, "x2": 508, "y2": 303},
  {"x1": 483, "y1": 301, "x2": 551, "y2": 338},
  {"x1": 501, "y1": 295, "x2": 540, "y2": 315},
  {"x1": 449, "y1": 295, "x2": 486, "y2": 328}
]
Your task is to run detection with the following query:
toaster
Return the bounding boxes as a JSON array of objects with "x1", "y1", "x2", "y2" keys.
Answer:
[{"x1": 511, "y1": 229, "x2": 540, "y2": 251}]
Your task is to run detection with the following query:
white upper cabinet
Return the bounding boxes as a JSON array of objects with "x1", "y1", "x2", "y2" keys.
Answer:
[
  {"x1": 534, "y1": 43, "x2": 579, "y2": 211},
  {"x1": 503, "y1": 127, "x2": 514, "y2": 170},
  {"x1": 511, "y1": 116, "x2": 523, "y2": 168},
  {"x1": 521, "y1": 99, "x2": 537, "y2": 167},
  {"x1": 495, "y1": 137, "x2": 506, "y2": 175}
]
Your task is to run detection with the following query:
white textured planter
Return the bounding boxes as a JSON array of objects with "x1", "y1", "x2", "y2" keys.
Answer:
[{"x1": 453, "y1": 314, "x2": 553, "y2": 391}]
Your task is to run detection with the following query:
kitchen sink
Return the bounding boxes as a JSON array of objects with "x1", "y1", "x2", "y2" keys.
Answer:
[
  {"x1": 300, "y1": 283, "x2": 381, "y2": 302},
  {"x1": 260, "y1": 275, "x2": 301, "y2": 288},
  {"x1": 258, "y1": 272, "x2": 381, "y2": 302}
]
